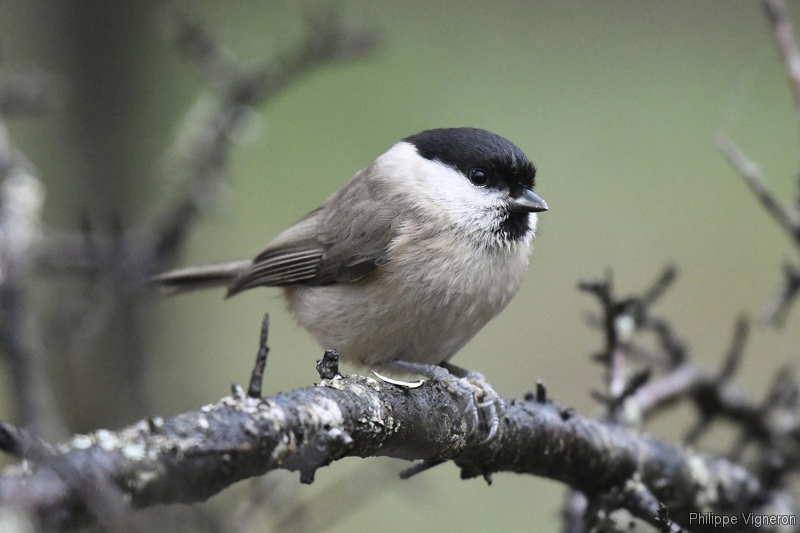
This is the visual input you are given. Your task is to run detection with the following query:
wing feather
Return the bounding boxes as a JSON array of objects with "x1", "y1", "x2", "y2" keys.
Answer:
[{"x1": 227, "y1": 163, "x2": 405, "y2": 296}]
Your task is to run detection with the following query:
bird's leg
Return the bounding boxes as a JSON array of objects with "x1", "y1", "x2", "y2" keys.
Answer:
[{"x1": 385, "y1": 360, "x2": 502, "y2": 441}]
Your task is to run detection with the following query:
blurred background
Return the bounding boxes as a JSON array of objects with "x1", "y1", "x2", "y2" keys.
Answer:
[{"x1": 1, "y1": 0, "x2": 800, "y2": 531}]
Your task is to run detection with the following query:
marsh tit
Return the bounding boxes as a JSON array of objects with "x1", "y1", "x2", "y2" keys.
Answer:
[{"x1": 155, "y1": 127, "x2": 547, "y2": 380}]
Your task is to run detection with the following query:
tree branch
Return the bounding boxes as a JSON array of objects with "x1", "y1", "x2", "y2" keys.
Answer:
[{"x1": 0, "y1": 361, "x2": 793, "y2": 532}]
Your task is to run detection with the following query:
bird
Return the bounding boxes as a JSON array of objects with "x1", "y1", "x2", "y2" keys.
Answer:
[{"x1": 153, "y1": 127, "x2": 547, "y2": 437}]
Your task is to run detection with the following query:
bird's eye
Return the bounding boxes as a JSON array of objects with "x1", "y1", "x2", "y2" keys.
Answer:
[{"x1": 469, "y1": 169, "x2": 489, "y2": 187}]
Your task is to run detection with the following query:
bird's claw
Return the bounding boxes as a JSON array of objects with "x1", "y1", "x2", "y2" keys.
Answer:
[
  {"x1": 456, "y1": 368, "x2": 504, "y2": 442},
  {"x1": 386, "y1": 360, "x2": 504, "y2": 441}
]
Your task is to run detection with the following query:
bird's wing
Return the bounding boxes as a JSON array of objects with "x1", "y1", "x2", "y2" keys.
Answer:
[{"x1": 227, "y1": 166, "x2": 403, "y2": 295}]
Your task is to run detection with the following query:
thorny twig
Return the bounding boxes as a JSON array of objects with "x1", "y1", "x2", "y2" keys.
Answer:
[
  {"x1": 566, "y1": 267, "x2": 679, "y2": 531},
  {"x1": 630, "y1": 310, "x2": 800, "y2": 492},
  {"x1": 569, "y1": 263, "x2": 800, "y2": 531},
  {"x1": 580, "y1": 266, "x2": 676, "y2": 425}
]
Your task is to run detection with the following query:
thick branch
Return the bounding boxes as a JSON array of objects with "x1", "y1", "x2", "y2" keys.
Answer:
[{"x1": 0, "y1": 373, "x2": 792, "y2": 532}]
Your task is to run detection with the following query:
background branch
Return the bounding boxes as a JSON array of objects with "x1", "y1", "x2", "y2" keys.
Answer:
[
  {"x1": 0, "y1": 66, "x2": 63, "y2": 438},
  {"x1": 716, "y1": 0, "x2": 800, "y2": 326}
]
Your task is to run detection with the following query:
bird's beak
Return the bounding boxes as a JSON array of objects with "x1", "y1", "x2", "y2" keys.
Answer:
[{"x1": 509, "y1": 189, "x2": 548, "y2": 213}]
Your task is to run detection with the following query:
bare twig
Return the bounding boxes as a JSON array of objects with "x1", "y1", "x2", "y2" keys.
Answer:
[
  {"x1": 717, "y1": 133, "x2": 800, "y2": 325},
  {"x1": 580, "y1": 267, "x2": 675, "y2": 424},
  {"x1": 763, "y1": 0, "x2": 800, "y2": 120},
  {"x1": 717, "y1": 315, "x2": 750, "y2": 384},
  {"x1": 716, "y1": 1, "x2": 800, "y2": 325},
  {"x1": 632, "y1": 355, "x2": 800, "y2": 490},
  {"x1": 600, "y1": 481, "x2": 685, "y2": 533},
  {"x1": 761, "y1": 263, "x2": 800, "y2": 326},
  {"x1": 247, "y1": 314, "x2": 270, "y2": 399},
  {"x1": 716, "y1": 134, "x2": 797, "y2": 238},
  {"x1": 43, "y1": 455, "x2": 143, "y2": 533},
  {"x1": 571, "y1": 267, "x2": 679, "y2": 531}
]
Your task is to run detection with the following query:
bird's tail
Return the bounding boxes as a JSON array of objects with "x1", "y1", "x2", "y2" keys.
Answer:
[{"x1": 151, "y1": 259, "x2": 252, "y2": 295}]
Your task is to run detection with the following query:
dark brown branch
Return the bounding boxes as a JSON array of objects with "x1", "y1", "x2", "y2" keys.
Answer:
[
  {"x1": 0, "y1": 372, "x2": 792, "y2": 532},
  {"x1": 0, "y1": 423, "x2": 53, "y2": 461},
  {"x1": 640, "y1": 264, "x2": 678, "y2": 308},
  {"x1": 599, "y1": 481, "x2": 685, "y2": 533},
  {"x1": 571, "y1": 267, "x2": 681, "y2": 531},
  {"x1": 40, "y1": 453, "x2": 143, "y2": 533},
  {"x1": 580, "y1": 266, "x2": 676, "y2": 425}
]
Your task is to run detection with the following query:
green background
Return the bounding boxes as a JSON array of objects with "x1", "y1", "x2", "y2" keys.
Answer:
[{"x1": 2, "y1": 1, "x2": 800, "y2": 531}]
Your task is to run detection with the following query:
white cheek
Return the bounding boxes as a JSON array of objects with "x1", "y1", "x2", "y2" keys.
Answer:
[
  {"x1": 372, "y1": 142, "x2": 505, "y2": 233},
  {"x1": 425, "y1": 163, "x2": 505, "y2": 220}
]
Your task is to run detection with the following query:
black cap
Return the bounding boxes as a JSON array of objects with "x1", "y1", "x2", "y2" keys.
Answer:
[{"x1": 404, "y1": 128, "x2": 537, "y2": 192}]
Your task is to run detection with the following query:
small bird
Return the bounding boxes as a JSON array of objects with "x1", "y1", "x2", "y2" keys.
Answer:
[{"x1": 154, "y1": 127, "x2": 547, "y2": 435}]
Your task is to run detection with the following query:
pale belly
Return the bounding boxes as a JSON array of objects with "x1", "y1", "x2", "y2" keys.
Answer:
[{"x1": 284, "y1": 239, "x2": 532, "y2": 366}]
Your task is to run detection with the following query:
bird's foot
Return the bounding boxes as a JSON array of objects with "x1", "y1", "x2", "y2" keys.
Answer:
[
  {"x1": 385, "y1": 360, "x2": 504, "y2": 442},
  {"x1": 441, "y1": 362, "x2": 504, "y2": 441}
]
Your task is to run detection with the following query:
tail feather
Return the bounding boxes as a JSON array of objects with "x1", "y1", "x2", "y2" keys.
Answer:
[{"x1": 151, "y1": 259, "x2": 252, "y2": 295}]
